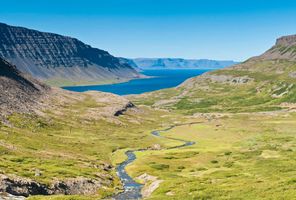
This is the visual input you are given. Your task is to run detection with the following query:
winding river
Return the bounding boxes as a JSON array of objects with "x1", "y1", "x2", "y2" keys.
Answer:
[
  {"x1": 1, "y1": 124, "x2": 197, "y2": 200},
  {"x1": 112, "y1": 124, "x2": 197, "y2": 200}
]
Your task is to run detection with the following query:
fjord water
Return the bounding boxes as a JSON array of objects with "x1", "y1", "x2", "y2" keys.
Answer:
[{"x1": 63, "y1": 69, "x2": 211, "y2": 95}]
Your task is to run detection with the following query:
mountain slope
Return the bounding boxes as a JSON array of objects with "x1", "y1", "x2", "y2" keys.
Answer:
[
  {"x1": 0, "y1": 23, "x2": 141, "y2": 86},
  {"x1": 258, "y1": 35, "x2": 296, "y2": 61},
  {"x1": 0, "y1": 57, "x2": 139, "y2": 120},
  {"x1": 0, "y1": 57, "x2": 50, "y2": 117},
  {"x1": 0, "y1": 58, "x2": 159, "y2": 198},
  {"x1": 131, "y1": 35, "x2": 296, "y2": 113},
  {"x1": 118, "y1": 57, "x2": 142, "y2": 72},
  {"x1": 132, "y1": 58, "x2": 238, "y2": 69}
]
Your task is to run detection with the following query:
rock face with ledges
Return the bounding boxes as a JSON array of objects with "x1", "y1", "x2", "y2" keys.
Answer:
[
  {"x1": 276, "y1": 35, "x2": 296, "y2": 46},
  {"x1": 0, "y1": 22, "x2": 141, "y2": 86}
]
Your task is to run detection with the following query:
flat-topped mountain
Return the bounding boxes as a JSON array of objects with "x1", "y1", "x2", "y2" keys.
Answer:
[
  {"x1": 256, "y1": 34, "x2": 296, "y2": 61},
  {"x1": 0, "y1": 23, "x2": 141, "y2": 86},
  {"x1": 276, "y1": 34, "x2": 296, "y2": 46},
  {"x1": 132, "y1": 58, "x2": 238, "y2": 69}
]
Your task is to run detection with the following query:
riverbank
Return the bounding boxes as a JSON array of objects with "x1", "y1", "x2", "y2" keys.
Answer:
[
  {"x1": 1, "y1": 110, "x2": 296, "y2": 200},
  {"x1": 123, "y1": 112, "x2": 296, "y2": 199},
  {"x1": 0, "y1": 100, "x2": 180, "y2": 199},
  {"x1": 112, "y1": 123, "x2": 199, "y2": 199}
]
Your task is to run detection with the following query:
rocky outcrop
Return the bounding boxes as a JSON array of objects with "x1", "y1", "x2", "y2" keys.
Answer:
[
  {"x1": 49, "y1": 178, "x2": 104, "y2": 195},
  {"x1": 0, "y1": 174, "x2": 48, "y2": 197},
  {"x1": 276, "y1": 35, "x2": 296, "y2": 46},
  {"x1": 114, "y1": 102, "x2": 135, "y2": 116},
  {"x1": 65, "y1": 91, "x2": 138, "y2": 119},
  {"x1": 201, "y1": 74, "x2": 253, "y2": 84},
  {"x1": 0, "y1": 174, "x2": 107, "y2": 197},
  {"x1": 0, "y1": 22, "x2": 141, "y2": 86}
]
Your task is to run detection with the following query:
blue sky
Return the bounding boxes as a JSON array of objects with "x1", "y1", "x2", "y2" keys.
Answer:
[{"x1": 1, "y1": 0, "x2": 296, "y2": 61}]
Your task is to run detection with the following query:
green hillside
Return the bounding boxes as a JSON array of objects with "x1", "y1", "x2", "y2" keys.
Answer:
[{"x1": 131, "y1": 36, "x2": 296, "y2": 114}]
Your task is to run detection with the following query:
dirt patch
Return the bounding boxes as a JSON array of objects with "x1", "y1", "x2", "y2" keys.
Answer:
[
  {"x1": 260, "y1": 150, "x2": 280, "y2": 159},
  {"x1": 166, "y1": 191, "x2": 175, "y2": 196},
  {"x1": 136, "y1": 173, "x2": 163, "y2": 198}
]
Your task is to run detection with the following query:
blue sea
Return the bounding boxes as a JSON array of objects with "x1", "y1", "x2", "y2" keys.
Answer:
[{"x1": 62, "y1": 69, "x2": 212, "y2": 95}]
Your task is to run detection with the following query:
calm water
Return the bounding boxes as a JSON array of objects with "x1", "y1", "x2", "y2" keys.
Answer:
[{"x1": 63, "y1": 69, "x2": 211, "y2": 95}]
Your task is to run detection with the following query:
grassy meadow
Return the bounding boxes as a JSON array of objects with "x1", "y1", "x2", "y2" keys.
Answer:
[
  {"x1": 126, "y1": 112, "x2": 296, "y2": 199},
  {"x1": 0, "y1": 93, "x2": 182, "y2": 199},
  {"x1": 1, "y1": 59, "x2": 296, "y2": 199}
]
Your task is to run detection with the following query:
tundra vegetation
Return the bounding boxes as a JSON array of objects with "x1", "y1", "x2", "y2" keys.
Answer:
[{"x1": 1, "y1": 35, "x2": 296, "y2": 199}]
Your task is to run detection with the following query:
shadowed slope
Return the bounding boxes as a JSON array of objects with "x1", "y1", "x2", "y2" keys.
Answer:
[
  {"x1": 0, "y1": 22, "x2": 141, "y2": 86},
  {"x1": 0, "y1": 58, "x2": 50, "y2": 116}
]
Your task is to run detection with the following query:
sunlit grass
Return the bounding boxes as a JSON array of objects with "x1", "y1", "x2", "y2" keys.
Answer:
[
  {"x1": 0, "y1": 93, "x2": 180, "y2": 198},
  {"x1": 126, "y1": 112, "x2": 296, "y2": 199}
]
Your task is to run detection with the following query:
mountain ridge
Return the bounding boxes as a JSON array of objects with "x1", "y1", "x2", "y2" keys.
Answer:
[
  {"x1": 252, "y1": 34, "x2": 296, "y2": 61},
  {"x1": 0, "y1": 22, "x2": 142, "y2": 86},
  {"x1": 276, "y1": 34, "x2": 296, "y2": 46},
  {"x1": 131, "y1": 58, "x2": 238, "y2": 69}
]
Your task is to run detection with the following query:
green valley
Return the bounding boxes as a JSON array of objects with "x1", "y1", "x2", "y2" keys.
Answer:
[{"x1": 1, "y1": 16, "x2": 296, "y2": 200}]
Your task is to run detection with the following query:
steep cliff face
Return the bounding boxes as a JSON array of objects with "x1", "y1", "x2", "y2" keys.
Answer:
[
  {"x1": 276, "y1": 35, "x2": 296, "y2": 46},
  {"x1": 0, "y1": 23, "x2": 141, "y2": 86}
]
